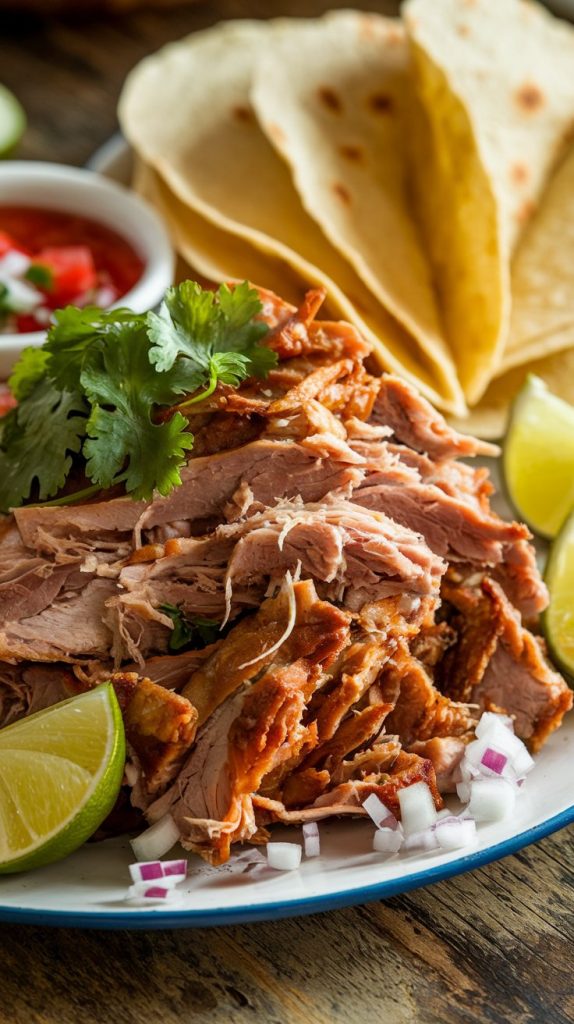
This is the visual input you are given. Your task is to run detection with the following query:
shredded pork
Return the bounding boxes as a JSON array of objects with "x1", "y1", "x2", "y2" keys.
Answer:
[{"x1": 0, "y1": 285, "x2": 570, "y2": 863}]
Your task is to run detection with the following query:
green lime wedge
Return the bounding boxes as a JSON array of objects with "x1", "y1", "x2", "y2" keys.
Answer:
[
  {"x1": 0, "y1": 84, "x2": 26, "y2": 158},
  {"x1": 0, "y1": 684, "x2": 125, "y2": 874},
  {"x1": 544, "y1": 511, "x2": 574, "y2": 680},
  {"x1": 503, "y1": 374, "x2": 574, "y2": 539}
]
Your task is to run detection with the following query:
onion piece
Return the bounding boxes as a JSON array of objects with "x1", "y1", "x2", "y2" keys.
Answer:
[
  {"x1": 480, "y1": 747, "x2": 508, "y2": 776},
  {"x1": 398, "y1": 782, "x2": 438, "y2": 836},
  {"x1": 302, "y1": 822, "x2": 320, "y2": 858},
  {"x1": 130, "y1": 814, "x2": 180, "y2": 862},
  {"x1": 402, "y1": 828, "x2": 440, "y2": 853},
  {"x1": 475, "y1": 711, "x2": 514, "y2": 738},
  {"x1": 434, "y1": 817, "x2": 477, "y2": 851},
  {"x1": 126, "y1": 883, "x2": 182, "y2": 905},
  {"x1": 266, "y1": 842, "x2": 302, "y2": 871},
  {"x1": 129, "y1": 859, "x2": 188, "y2": 885},
  {"x1": 373, "y1": 828, "x2": 403, "y2": 856},
  {"x1": 467, "y1": 778, "x2": 517, "y2": 822},
  {"x1": 362, "y1": 793, "x2": 398, "y2": 830}
]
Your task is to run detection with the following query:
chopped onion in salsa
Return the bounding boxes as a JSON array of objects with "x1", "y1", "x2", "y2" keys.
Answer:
[{"x1": 0, "y1": 206, "x2": 144, "y2": 334}]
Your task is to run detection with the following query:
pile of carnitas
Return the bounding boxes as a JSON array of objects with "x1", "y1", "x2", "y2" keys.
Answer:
[{"x1": 0, "y1": 287, "x2": 571, "y2": 864}]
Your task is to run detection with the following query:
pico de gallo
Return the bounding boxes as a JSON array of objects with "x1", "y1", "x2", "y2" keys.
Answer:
[{"x1": 0, "y1": 206, "x2": 144, "y2": 334}]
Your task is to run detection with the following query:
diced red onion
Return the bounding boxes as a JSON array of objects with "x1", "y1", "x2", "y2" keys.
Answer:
[
  {"x1": 130, "y1": 814, "x2": 180, "y2": 862},
  {"x1": 266, "y1": 842, "x2": 302, "y2": 871},
  {"x1": 302, "y1": 822, "x2": 320, "y2": 858},
  {"x1": 398, "y1": 782, "x2": 438, "y2": 836},
  {"x1": 129, "y1": 859, "x2": 188, "y2": 885},
  {"x1": 434, "y1": 817, "x2": 477, "y2": 851},
  {"x1": 126, "y1": 883, "x2": 182, "y2": 905},
  {"x1": 480, "y1": 747, "x2": 508, "y2": 775},
  {"x1": 467, "y1": 778, "x2": 516, "y2": 822},
  {"x1": 373, "y1": 827, "x2": 403, "y2": 856},
  {"x1": 362, "y1": 793, "x2": 398, "y2": 830}
]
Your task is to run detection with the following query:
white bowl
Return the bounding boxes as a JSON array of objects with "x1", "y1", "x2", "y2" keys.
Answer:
[{"x1": 0, "y1": 161, "x2": 174, "y2": 377}]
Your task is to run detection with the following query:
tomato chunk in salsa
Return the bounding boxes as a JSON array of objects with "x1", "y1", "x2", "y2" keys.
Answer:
[{"x1": 0, "y1": 206, "x2": 144, "y2": 334}]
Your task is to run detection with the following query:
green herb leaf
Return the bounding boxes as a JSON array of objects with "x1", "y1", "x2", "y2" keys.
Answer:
[
  {"x1": 159, "y1": 604, "x2": 221, "y2": 651},
  {"x1": 146, "y1": 280, "x2": 274, "y2": 379},
  {"x1": 9, "y1": 346, "x2": 50, "y2": 400},
  {"x1": 25, "y1": 263, "x2": 54, "y2": 290},
  {"x1": 0, "y1": 384, "x2": 88, "y2": 512},
  {"x1": 81, "y1": 323, "x2": 194, "y2": 500},
  {"x1": 45, "y1": 305, "x2": 144, "y2": 392}
]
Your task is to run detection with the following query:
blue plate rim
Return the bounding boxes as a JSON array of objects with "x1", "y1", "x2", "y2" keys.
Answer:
[{"x1": 0, "y1": 802, "x2": 572, "y2": 929}]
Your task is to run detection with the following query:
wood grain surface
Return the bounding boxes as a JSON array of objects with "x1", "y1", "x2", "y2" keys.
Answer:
[{"x1": 0, "y1": 4, "x2": 573, "y2": 1023}]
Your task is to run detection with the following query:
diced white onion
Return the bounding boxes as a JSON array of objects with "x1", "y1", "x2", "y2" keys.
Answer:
[
  {"x1": 362, "y1": 793, "x2": 397, "y2": 830},
  {"x1": 1, "y1": 276, "x2": 42, "y2": 313},
  {"x1": 130, "y1": 814, "x2": 180, "y2": 862},
  {"x1": 402, "y1": 828, "x2": 440, "y2": 853},
  {"x1": 266, "y1": 842, "x2": 302, "y2": 871},
  {"x1": 0, "y1": 251, "x2": 30, "y2": 276},
  {"x1": 467, "y1": 778, "x2": 516, "y2": 822},
  {"x1": 302, "y1": 822, "x2": 320, "y2": 858},
  {"x1": 475, "y1": 711, "x2": 514, "y2": 739},
  {"x1": 373, "y1": 827, "x2": 403, "y2": 856},
  {"x1": 456, "y1": 781, "x2": 472, "y2": 803},
  {"x1": 434, "y1": 817, "x2": 477, "y2": 851},
  {"x1": 398, "y1": 782, "x2": 438, "y2": 836}
]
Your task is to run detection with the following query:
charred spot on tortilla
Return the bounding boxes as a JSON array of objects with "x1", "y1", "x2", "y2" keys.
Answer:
[
  {"x1": 515, "y1": 198, "x2": 536, "y2": 226},
  {"x1": 514, "y1": 81, "x2": 545, "y2": 114},
  {"x1": 332, "y1": 182, "x2": 351, "y2": 205},
  {"x1": 509, "y1": 162, "x2": 529, "y2": 188},
  {"x1": 266, "y1": 121, "x2": 286, "y2": 147},
  {"x1": 369, "y1": 93, "x2": 394, "y2": 115},
  {"x1": 232, "y1": 105, "x2": 253, "y2": 124},
  {"x1": 455, "y1": 22, "x2": 471, "y2": 37},
  {"x1": 317, "y1": 86, "x2": 342, "y2": 114},
  {"x1": 385, "y1": 25, "x2": 404, "y2": 46},
  {"x1": 339, "y1": 144, "x2": 364, "y2": 164}
]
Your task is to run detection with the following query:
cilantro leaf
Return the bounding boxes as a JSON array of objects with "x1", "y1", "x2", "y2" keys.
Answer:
[
  {"x1": 0, "y1": 384, "x2": 88, "y2": 512},
  {"x1": 159, "y1": 604, "x2": 221, "y2": 651},
  {"x1": 146, "y1": 280, "x2": 273, "y2": 379},
  {"x1": 25, "y1": 264, "x2": 54, "y2": 290},
  {"x1": 81, "y1": 323, "x2": 194, "y2": 500},
  {"x1": 9, "y1": 346, "x2": 50, "y2": 400},
  {"x1": 45, "y1": 305, "x2": 144, "y2": 391}
]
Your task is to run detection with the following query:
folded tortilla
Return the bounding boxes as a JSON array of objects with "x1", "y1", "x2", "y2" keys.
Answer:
[
  {"x1": 119, "y1": 17, "x2": 465, "y2": 414},
  {"x1": 404, "y1": 0, "x2": 574, "y2": 403}
]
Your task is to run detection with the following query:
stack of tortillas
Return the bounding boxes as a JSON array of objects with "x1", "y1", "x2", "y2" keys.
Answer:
[{"x1": 119, "y1": 0, "x2": 574, "y2": 437}]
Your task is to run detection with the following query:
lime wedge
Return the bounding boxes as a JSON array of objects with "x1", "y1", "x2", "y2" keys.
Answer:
[
  {"x1": 0, "y1": 684, "x2": 125, "y2": 874},
  {"x1": 503, "y1": 374, "x2": 574, "y2": 539},
  {"x1": 0, "y1": 84, "x2": 25, "y2": 158},
  {"x1": 544, "y1": 512, "x2": 574, "y2": 680}
]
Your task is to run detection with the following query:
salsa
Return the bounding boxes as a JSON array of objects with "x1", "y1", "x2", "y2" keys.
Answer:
[{"x1": 0, "y1": 206, "x2": 145, "y2": 334}]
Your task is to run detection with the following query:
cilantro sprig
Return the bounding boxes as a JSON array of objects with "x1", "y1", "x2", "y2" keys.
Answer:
[
  {"x1": 160, "y1": 604, "x2": 221, "y2": 651},
  {"x1": 0, "y1": 281, "x2": 275, "y2": 512}
]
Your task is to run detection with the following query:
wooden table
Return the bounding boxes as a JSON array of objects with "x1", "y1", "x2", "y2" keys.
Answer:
[{"x1": 0, "y1": 4, "x2": 573, "y2": 1022}]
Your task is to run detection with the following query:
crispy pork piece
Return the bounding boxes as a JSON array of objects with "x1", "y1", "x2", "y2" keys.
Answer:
[
  {"x1": 253, "y1": 749, "x2": 442, "y2": 826},
  {"x1": 439, "y1": 575, "x2": 572, "y2": 750},
  {"x1": 263, "y1": 288, "x2": 371, "y2": 362},
  {"x1": 380, "y1": 643, "x2": 478, "y2": 747},
  {"x1": 111, "y1": 672, "x2": 197, "y2": 796},
  {"x1": 146, "y1": 581, "x2": 352, "y2": 862},
  {"x1": 370, "y1": 374, "x2": 499, "y2": 461},
  {"x1": 182, "y1": 579, "x2": 351, "y2": 726},
  {"x1": 408, "y1": 737, "x2": 467, "y2": 793}
]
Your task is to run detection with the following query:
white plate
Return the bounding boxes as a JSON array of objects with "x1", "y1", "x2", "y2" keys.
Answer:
[
  {"x1": 0, "y1": 139, "x2": 570, "y2": 930},
  {"x1": 0, "y1": 713, "x2": 572, "y2": 929}
]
